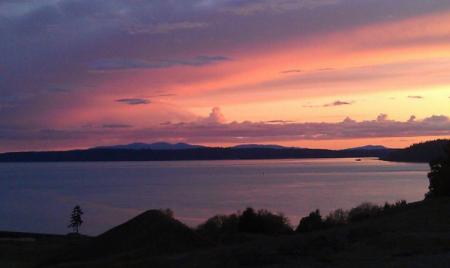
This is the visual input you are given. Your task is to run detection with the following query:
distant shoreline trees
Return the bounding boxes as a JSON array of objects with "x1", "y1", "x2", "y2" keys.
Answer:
[{"x1": 382, "y1": 139, "x2": 449, "y2": 163}]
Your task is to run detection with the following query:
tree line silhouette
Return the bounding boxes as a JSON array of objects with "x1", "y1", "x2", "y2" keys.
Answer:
[{"x1": 382, "y1": 139, "x2": 449, "y2": 162}]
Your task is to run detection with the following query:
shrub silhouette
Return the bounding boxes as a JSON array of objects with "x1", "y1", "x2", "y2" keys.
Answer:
[
  {"x1": 296, "y1": 200, "x2": 407, "y2": 233},
  {"x1": 383, "y1": 200, "x2": 407, "y2": 211},
  {"x1": 324, "y1": 209, "x2": 348, "y2": 227},
  {"x1": 238, "y1": 208, "x2": 259, "y2": 233},
  {"x1": 238, "y1": 208, "x2": 292, "y2": 235},
  {"x1": 253, "y1": 209, "x2": 292, "y2": 234},
  {"x1": 198, "y1": 201, "x2": 409, "y2": 239},
  {"x1": 426, "y1": 143, "x2": 450, "y2": 198},
  {"x1": 348, "y1": 202, "x2": 382, "y2": 222},
  {"x1": 197, "y1": 207, "x2": 292, "y2": 238},
  {"x1": 296, "y1": 209, "x2": 323, "y2": 233},
  {"x1": 161, "y1": 208, "x2": 174, "y2": 218},
  {"x1": 197, "y1": 214, "x2": 239, "y2": 241}
]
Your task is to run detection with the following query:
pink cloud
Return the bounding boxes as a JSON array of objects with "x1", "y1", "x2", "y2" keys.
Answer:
[{"x1": 200, "y1": 107, "x2": 227, "y2": 124}]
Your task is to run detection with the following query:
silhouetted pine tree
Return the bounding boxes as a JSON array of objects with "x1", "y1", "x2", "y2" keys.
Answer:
[{"x1": 68, "y1": 205, "x2": 84, "y2": 233}]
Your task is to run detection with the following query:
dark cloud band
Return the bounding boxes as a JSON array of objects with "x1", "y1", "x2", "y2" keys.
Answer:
[{"x1": 116, "y1": 98, "x2": 151, "y2": 105}]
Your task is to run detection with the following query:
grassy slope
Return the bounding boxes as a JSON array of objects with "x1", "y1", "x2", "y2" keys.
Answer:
[
  {"x1": 4, "y1": 199, "x2": 450, "y2": 267},
  {"x1": 0, "y1": 232, "x2": 90, "y2": 268}
]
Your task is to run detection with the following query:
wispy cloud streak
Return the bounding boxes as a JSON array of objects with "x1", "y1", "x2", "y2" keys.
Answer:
[
  {"x1": 90, "y1": 56, "x2": 230, "y2": 71},
  {"x1": 116, "y1": 98, "x2": 151, "y2": 105}
]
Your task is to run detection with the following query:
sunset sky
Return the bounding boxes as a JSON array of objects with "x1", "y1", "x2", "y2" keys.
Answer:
[{"x1": 1, "y1": 0, "x2": 450, "y2": 152}]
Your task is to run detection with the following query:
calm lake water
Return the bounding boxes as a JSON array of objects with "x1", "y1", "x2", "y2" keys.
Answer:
[{"x1": 0, "y1": 158, "x2": 428, "y2": 235}]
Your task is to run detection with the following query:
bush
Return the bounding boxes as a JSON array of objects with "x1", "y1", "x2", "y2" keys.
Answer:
[
  {"x1": 296, "y1": 209, "x2": 323, "y2": 233},
  {"x1": 383, "y1": 200, "x2": 407, "y2": 211},
  {"x1": 348, "y1": 202, "x2": 382, "y2": 222},
  {"x1": 238, "y1": 208, "x2": 259, "y2": 233},
  {"x1": 296, "y1": 200, "x2": 409, "y2": 233},
  {"x1": 255, "y1": 209, "x2": 292, "y2": 234},
  {"x1": 324, "y1": 209, "x2": 348, "y2": 227},
  {"x1": 238, "y1": 208, "x2": 292, "y2": 235},
  {"x1": 197, "y1": 207, "x2": 292, "y2": 239},
  {"x1": 426, "y1": 144, "x2": 450, "y2": 198},
  {"x1": 197, "y1": 214, "x2": 239, "y2": 240},
  {"x1": 162, "y1": 208, "x2": 174, "y2": 218}
]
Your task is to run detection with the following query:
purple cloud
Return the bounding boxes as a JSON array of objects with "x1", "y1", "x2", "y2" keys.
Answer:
[
  {"x1": 304, "y1": 100, "x2": 354, "y2": 108},
  {"x1": 280, "y1": 69, "x2": 302, "y2": 74},
  {"x1": 102, "y1": 124, "x2": 133, "y2": 129},
  {"x1": 323, "y1": 100, "x2": 354, "y2": 107},
  {"x1": 128, "y1": 21, "x2": 208, "y2": 35},
  {"x1": 266, "y1": 120, "x2": 295, "y2": 124},
  {"x1": 1, "y1": 114, "x2": 449, "y2": 152},
  {"x1": 116, "y1": 98, "x2": 151, "y2": 105},
  {"x1": 220, "y1": 0, "x2": 341, "y2": 16},
  {"x1": 128, "y1": 114, "x2": 450, "y2": 143},
  {"x1": 90, "y1": 56, "x2": 230, "y2": 71}
]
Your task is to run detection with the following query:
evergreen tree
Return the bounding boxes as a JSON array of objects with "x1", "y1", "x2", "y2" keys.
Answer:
[
  {"x1": 426, "y1": 144, "x2": 450, "y2": 198},
  {"x1": 68, "y1": 205, "x2": 84, "y2": 233}
]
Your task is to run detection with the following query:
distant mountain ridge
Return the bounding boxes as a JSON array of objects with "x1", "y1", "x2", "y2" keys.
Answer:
[
  {"x1": 0, "y1": 145, "x2": 394, "y2": 162},
  {"x1": 94, "y1": 142, "x2": 294, "y2": 151},
  {"x1": 93, "y1": 142, "x2": 204, "y2": 150},
  {"x1": 94, "y1": 142, "x2": 295, "y2": 150},
  {"x1": 231, "y1": 144, "x2": 296, "y2": 150},
  {"x1": 344, "y1": 145, "x2": 389, "y2": 151},
  {"x1": 93, "y1": 142, "x2": 385, "y2": 151}
]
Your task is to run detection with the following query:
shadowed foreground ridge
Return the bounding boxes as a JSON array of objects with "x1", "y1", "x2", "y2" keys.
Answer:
[
  {"x1": 41, "y1": 209, "x2": 211, "y2": 267},
  {"x1": 3, "y1": 199, "x2": 450, "y2": 268},
  {"x1": 93, "y1": 209, "x2": 211, "y2": 256}
]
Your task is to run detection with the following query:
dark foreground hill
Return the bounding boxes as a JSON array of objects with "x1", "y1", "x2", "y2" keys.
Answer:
[
  {"x1": 40, "y1": 209, "x2": 211, "y2": 267},
  {"x1": 4, "y1": 199, "x2": 450, "y2": 267},
  {"x1": 0, "y1": 147, "x2": 392, "y2": 162},
  {"x1": 94, "y1": 209, "x2": 210, "y2": 256},
  {"x1": 381, "y1": 139, "x2": 450, "y2": 163}
]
